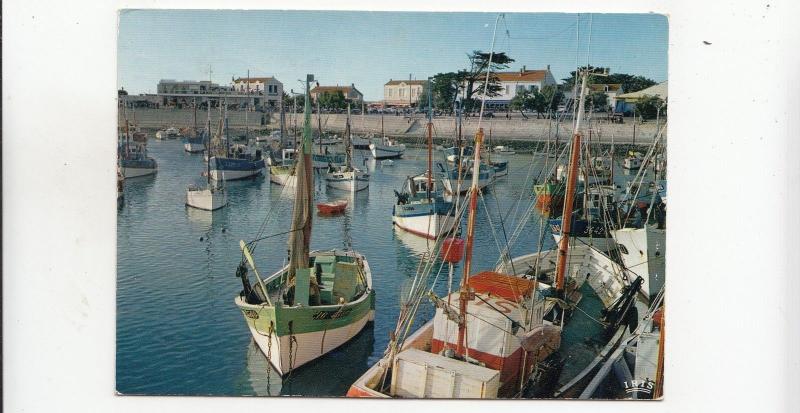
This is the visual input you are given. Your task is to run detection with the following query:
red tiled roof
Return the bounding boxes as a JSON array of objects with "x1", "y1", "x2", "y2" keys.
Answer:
[
  {"x1": 310, "y1": 85, "x2": 361, "y2": 95},
  {"x1": 494, "y1": 70, "x2": 549, "y2": 82}
]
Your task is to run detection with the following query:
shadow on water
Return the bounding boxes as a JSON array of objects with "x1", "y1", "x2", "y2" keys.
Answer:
[{"x1": 242, "y1": 324, "x2": 376, "y2": 397}]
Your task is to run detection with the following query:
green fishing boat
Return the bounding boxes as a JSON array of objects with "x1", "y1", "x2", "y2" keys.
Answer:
[{"x1": 234, "y1": 74, "x2": 375, "y2": 376}]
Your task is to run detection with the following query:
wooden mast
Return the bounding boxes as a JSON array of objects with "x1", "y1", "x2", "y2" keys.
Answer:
[
  {"x1": 426, "y1": 78, "x2": 433, "y2": 199},
  {"x1": 345, "y1": 102, "x2": 353, "y2": 170},
  {"x1": 456, "y1": 127, "x2": 484, "y2": 356},
  {"x1": 317, "y1": 97, "x2": 323, "y2": 154},
  {"x1": 555, "y1": 70, "x2": 588, "y2": 297}
]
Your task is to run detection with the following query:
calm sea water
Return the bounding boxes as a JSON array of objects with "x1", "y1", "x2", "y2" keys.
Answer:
[{"x1": 116, "y1": 138, "x2": 641, "y2": 396}]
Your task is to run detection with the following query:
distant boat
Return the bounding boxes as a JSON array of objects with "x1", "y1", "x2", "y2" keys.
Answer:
[
  {"x1": 493, "y1": 145, "x2": 515, "y2": 155},
  {"x1": 316, "y1": 199, "x2": 348, "y2": 215},
  {"x1": 557, "y1": 155, "x2": 613, "y2": 185},
  {"x1": 183, "y1": 130, "x2": 206, "y2": 153},
  {"x1": 234, "y1": 75, "x2": 375, "y2": 376},
  {"x1": 269, "y1": 148, "x2": 297, "y2": 187},
  {"x1": 155, "y1": 127, "x2": 180, "y2": 140},
  {"x1": 351, "y1": 135, "x2": 372, "y2": 150},
  {"x1": 442, "y1": 145, "x2": 474, "y2": 167},
  {"x1": 369, "y1": 137, "x2": 406, "y2": 159},
  {"x1": 439, "y1": 161, "x2": 493, "y2": 195},
  {"x1": 118, "y1": 123, "x2": 157, "y2": 178},
  {"x1": 380, "y1": 159, "x2": 394, "y2": 167},
  {"x1": 208, "y1": 106, "x2": 265, "y2": 181},
  {"x1": 487, "y1": 159, "x2": 508, "y2": 177},
  {"x1": 186, "y1": 115, "x2": 228, "y2": 211},
  {"x1": 325, "y1": 104, "x2": 370, "y2": 192},
  {"x1": 312, "y1": 104, "x2": 347, "y2": 169},
  {"x1": 369, "y1": 113, "x2": 405, "y2": 159}
]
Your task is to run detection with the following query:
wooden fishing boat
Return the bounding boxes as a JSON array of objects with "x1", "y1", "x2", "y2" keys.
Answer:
[
  {"x1": 325, "y1": 104, "x2": 370, "y2": 192},
  {"x1": 392, "y1": 88, "x2": 457, "y2": 240},
  {"x1": 234, "y1": 75, "x2": 375, "y2": 376},
  {"x1": 317, "y1": 200, "x2": 348, "y2": 215}
]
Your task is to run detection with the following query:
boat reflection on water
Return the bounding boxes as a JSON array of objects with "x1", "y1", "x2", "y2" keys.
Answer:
[
  {"x1": 393, "y1": 225, "x2": 438, "y2": 258},
  {"x1": 243, "y1": 324, "x2": 376, "y2": 396},
  {"x1": 185, "y1": 204, "x2": 228, "y2": 229}
]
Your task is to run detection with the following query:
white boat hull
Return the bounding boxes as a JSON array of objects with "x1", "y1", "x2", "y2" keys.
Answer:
[
  {"x1": 326, "y1": 170, "x2": 369, "y2": 192},
  {"x1": 270, "y1": 172, "x2": 297, "y2": 188},
  {"x1": 186, "y1": 188, "x2": 227, "y2": 211},
  {"x1": 441, "y1": 175, "x2": 492, "y2": 195},
  {"x1": 120, "y1": 166, "x2": 157, "y2": 178},
  {"x1": 247, "y1": 309, "x2": 375, "y2": 376},
  {"x1": 393, "y1": 212, "x2": 458, "y2": 240},
  {"x1": 184, "y1": 142, "x2": 205, "y2": 153},
  {"x1": 369, "y1": 144, "x2": 405, "y2": 159},
  {"x1": 210, "y1": 168, "x2": 261, "y2": 181},
  {"x1": 552, "y1": 233, "x2": 616, "y2": 252}
]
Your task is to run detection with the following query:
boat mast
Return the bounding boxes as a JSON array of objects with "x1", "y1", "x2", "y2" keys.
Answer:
[
  {"x1": 317, "y1": 96, "x2": 323, "y2": 154},
  {"x1": 555, "y1": 69, "x2": 589, "y2": 297},
  {"x1": 245, "y1": 70, "x2": 250, "y2": 142},
  {"x1": 426, "y1": 77, "x2": 433, "y2": 199},
  {"x1": 457, "y1": 13, "x2": 501, "y2": 356},
  {"x1": 345, "y1": 102, "x2": 353, "y2": 169},
  {"x1": 457, "y1": 128, "x2": 484, "y2": 357},
  {"x1": 287, "y1": 74, "x2": 315, "y2": 282}
]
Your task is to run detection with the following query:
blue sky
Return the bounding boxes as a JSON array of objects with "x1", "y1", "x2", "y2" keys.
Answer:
[{"x1": 118, "y1": 10, "x2": 667, "y2": 100}]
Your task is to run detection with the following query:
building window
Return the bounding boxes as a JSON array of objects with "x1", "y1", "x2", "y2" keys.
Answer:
[
  {"x1": 516, "y1": 85, "x2": 525, "y2": 94},
  {"x1": 400, "y1": 89, "x2": 405, "y2": 98}
]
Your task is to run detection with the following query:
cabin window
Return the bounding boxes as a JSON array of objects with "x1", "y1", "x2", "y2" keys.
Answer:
[{"x1": 618, "y1": 244, "x2": 629, "y2": 255}]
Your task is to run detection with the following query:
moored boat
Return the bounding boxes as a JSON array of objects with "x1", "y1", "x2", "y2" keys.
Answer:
[
  {"x1": 316, "y1": 199, "x2": 348, "y2": 215},
  {"x1": 325, "y1": 104, "x2": 370, "y2": 192},
  {"x1": 392, "y1": 91, "x2": 457, "y2": 240},
  {"x1": 234, "y1": 74, "x2": 375, "y2": 376},
  {"x1": 493, "y1": 145, "x2": 516, "y2": 155}
]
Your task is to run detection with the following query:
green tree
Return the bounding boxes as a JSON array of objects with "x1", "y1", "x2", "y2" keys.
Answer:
[
  {"x1": 461, "y1": 51, "x2": 515, "y2": 113},
  {"x1": 532, "y1": 91, "x2": 549, "y2": 118},
  {"x1": 318, "y1": 91, "x2": 346, "y2": 110},
  {"x1": 541, "y1": 84, "x2": 564, "y2": 113},
  {"x1": 283, "y1": 92, "x2": 305, "y2": 112},
  {"x1": 428, "y1": 73, "x2": 464, "y2": 114},
  {"x1": 636, "y1": 95, "x2": 666, "y2": 121},
  {"x1": 562, "y1": 67, "x2": 656, "y2": 93},
  {"x1": 509, "y1": 90, "x2": 533, "y2": 118},
  {"x1": 587, "y1": 92, "x2": 609, "y2": 112}
]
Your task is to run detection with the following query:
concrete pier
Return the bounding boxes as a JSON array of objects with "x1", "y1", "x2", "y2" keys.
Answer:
[{"x1": 123, "y1": 108, "x2": 664, "y2": 146}]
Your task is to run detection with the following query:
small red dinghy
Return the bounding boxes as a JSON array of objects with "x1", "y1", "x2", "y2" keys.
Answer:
[{"x1": 316, "y1": 200, "x2": 348, "y2": 214}]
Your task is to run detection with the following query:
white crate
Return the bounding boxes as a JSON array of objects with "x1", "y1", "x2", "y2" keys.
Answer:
[{"x1": 390, "y1": 348, "x2": 501, "y2": 398}]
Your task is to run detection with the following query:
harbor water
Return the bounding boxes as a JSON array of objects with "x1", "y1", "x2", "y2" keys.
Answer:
[{"x1": 116, "y1": 138, "x2": 640, "y2": 396}]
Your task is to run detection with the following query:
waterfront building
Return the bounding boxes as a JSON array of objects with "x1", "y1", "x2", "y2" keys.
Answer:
[
  {"x1": 310, "y1": 84, "x2": 364, "y2": 105},
  {"x1": 231, "y1": 77, "x2": 284, "y2": 109},
  {"x1": 615, "y1": 81, "x2": 668, "y2": 113},
  {"x1": 383, "y1": 79, "x2": 426, "y2": 107},
  {"x1": 121, "y1": 76, "x2": 284, "y2": 111},
  {"x1": 462, "y1": 65, "x2": 557, "y2": 110}
]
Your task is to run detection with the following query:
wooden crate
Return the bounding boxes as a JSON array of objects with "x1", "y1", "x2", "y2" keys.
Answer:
[{"x1": 390, "y1": 348, "x2": 500, "y2": 398}]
